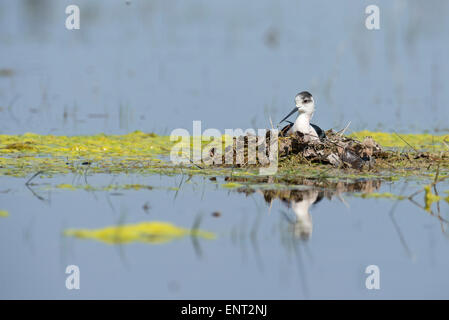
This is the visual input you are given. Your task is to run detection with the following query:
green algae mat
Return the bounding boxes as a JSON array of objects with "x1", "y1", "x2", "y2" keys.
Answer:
[
  {"x1": 1, "y1": 130, "x2": 447, "y2": 181},
  {"x1": 64, "y1": 221, "x2": 216, "y2": 245}
]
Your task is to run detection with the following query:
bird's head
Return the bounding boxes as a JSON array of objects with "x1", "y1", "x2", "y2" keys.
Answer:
[
  {"x1": 278, "y1": 91, "x2": 315, "y2": 125},
  {"x1": 295, "y1": 91, "x2": 315, "y2": 116}
]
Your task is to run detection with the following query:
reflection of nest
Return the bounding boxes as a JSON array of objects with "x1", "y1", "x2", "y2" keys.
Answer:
[
  {"x1": 226, "y1": 176, "x2": 382, "y2": 203},
  {"x1": 262, "y1": 179, "x2": 381, "y2": 204}
]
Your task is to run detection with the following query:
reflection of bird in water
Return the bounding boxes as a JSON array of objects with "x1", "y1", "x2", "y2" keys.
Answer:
[
  {"x1": 257, "y1": 188, "x2": 323, "y2": 241},
  {"x1": 285, "y1": 189, "x2": 323, "y2": 241},
  {"x1": 233, "y1": 177, "x2": 382, "y2": 240},
  {"x1": 279, "y1": 91, "x2": 325, "y2": 141}
]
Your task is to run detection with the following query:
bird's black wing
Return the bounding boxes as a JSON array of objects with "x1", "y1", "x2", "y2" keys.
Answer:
[
  {"x1": 279, "y1": 122, "x2": 293, "y2": 137},
  {"x1": 310, "y1": 123, "x2": 326, "y2": 140}
]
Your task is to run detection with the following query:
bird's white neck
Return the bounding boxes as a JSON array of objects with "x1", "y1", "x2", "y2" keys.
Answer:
[{"x1": 292, "y1": 112, "x2": 313, "y2": 133}]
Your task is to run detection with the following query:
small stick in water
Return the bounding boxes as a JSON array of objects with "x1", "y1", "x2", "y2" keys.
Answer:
[{"x1": 25, "y1": 171, "x2": 43, "y2": 186}]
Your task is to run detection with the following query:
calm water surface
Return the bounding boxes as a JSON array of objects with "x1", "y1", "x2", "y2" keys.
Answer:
[
  {"x1": 1, "y1": 174, "x2": 448, "y2": 299},
  {"x1": 1, "y1": 0, "x2": 449, "y2": 299}
]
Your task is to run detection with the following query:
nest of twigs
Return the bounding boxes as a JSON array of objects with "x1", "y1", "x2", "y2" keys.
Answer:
[
  {"x1": 212, "y1": 129, "x2": 383, "y2": 170},
  {"x1": 278, "y1": 129, "x2": 383, "y2": 169}
]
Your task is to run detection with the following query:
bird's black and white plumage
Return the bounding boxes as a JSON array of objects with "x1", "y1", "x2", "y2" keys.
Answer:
[
  {"x1": 279, "y1": 91, "x2": 325, "y2": 140},
  {"x1": 280, "y1": 121, "x2": 326, "y2": 140}
]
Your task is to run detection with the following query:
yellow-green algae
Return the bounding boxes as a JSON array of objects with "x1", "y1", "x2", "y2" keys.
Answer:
[
  {"x1": 0, "y1": 210, "x2": 9, "y2": 217},
  {"x1": 0, "y1": 131, "x2": 174, "y2": 177},
  {"x1": 354, "y1": 192, "x2": 406, "y2": 200},
  {"x1": 423, "y1": 185, "x2": 449, "y2": 211},
  {"x1": 1, "y1": 131, "x2": 171, "y2": 156},
  {"x1": 56, "y1": 184, "x2": 76, "y2": 190},
  {"x1": 64, "y1": 221, "x2": 216, "y2": 245},
  {"x1": 221, "y1": 182, "x2": 244, "y2": 189},
  {"x1": 349, "y1": 131, "x2": 449, "y2": 151},
  {"x1": 1, "y1": 131, "x2": 448, "y2": 181},
  {"x1": 55, "y1": 183, "x2": 154, "y2": 191}
]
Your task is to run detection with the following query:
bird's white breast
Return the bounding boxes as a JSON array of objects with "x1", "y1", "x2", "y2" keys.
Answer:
[{"x1": 288, "y1": 114, "x2": 319, "y2": 140}]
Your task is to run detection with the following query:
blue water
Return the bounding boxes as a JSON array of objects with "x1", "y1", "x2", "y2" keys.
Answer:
[
  {"x1": 1, "y1": 0, "x2": 449, "y2": 299},
  {"x1": 1, "y1": 0, "x2": 449, "y2": 135},
  {"x1": 1, "y1": 174, "x2": 448, "y2": 299}
]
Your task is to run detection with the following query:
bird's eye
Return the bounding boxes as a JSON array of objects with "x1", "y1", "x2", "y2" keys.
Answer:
[{"x1": 303, "y1": 99, "x2": 310, "y2": 103}]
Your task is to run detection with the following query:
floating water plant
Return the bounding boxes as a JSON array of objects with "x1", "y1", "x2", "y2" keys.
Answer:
[
  {"x1": 356, "y1": 192, "x2": 406, "y2": 200},
  {"x1": 350, "y1": 131, "x2": 449, "y2": 151},
  {"x1": 63, "y1": 221, "x2": 216, "y2": 245},
  {"x1": 424, "y1": 185, "x2": 444, "y2": 212}
]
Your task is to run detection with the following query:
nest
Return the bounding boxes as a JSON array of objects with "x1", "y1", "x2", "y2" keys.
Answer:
[
  {"x1": 279, "y1": 129, "x2": 383, "y2": 169},
  {"x1": 212, "y1": 129, "x2": 383, "y2": 170}
]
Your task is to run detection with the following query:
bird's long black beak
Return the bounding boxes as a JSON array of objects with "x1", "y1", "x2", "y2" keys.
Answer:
[{"x1": 279, "y1": 107, "x2": 298, "y2": 124}]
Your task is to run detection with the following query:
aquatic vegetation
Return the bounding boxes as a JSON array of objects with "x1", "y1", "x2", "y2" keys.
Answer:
[
  {"x1": 0, "y1": 131, "x2": 447, "y2": 183},
  {"x1": 221, "y1": 182, "x2": 243, "y2": 189},
  {"x1": 0, "y1": 131, "x2": 172, "y2": 166},
  {"x1": 355, "y1": 192, "x2": 406, "y2": 200},
  {"x1": 120, "y1": 184, "x2": 154, "y2": 191},
  {"x1": 4, "y1": 142, "x2": 38, "y2": 152},
  {"x1": 349, "y1": 131, "x2": 449, "y2": 151},
  {"x1": 56, "y1": 184, "x2": 76, "y2": 190},
  {"x1": 424, "y1": 185, "x2": 444, "y2": 212},
  {"x1": 53, "y1": 183, "x2": 168, "y2": 192},
  {"x1": 64, "y1": 221, "x2": 216, "y2": 245},
  {"x1": 49, "y1": 183, "x2": 173, "y2": 193},
  {"x1": 0, "y1": 210, "x2": 9, "y2": 217},
  {"x1": 0, "y1": 131, "x2": 177, "y2": 178},
  {"x1": 0, "y1": 131, "x2": 171, "y2": 156}
]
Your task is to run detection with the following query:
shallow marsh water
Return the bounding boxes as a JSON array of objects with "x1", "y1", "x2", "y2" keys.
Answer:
[
  {"x1": 1, "y1": 0, "x2": 449, "y2": 299},
  {"x1": 1, "y1": 172, "x2": 449, "y2": 299},
  {"x1": 1, "y1": 1, "x2": 449, "y2": 135}
]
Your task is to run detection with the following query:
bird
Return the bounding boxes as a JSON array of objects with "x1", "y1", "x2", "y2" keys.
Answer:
[{"x1": 279, "y1": 91, "x2": 325, "y2": 140}]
